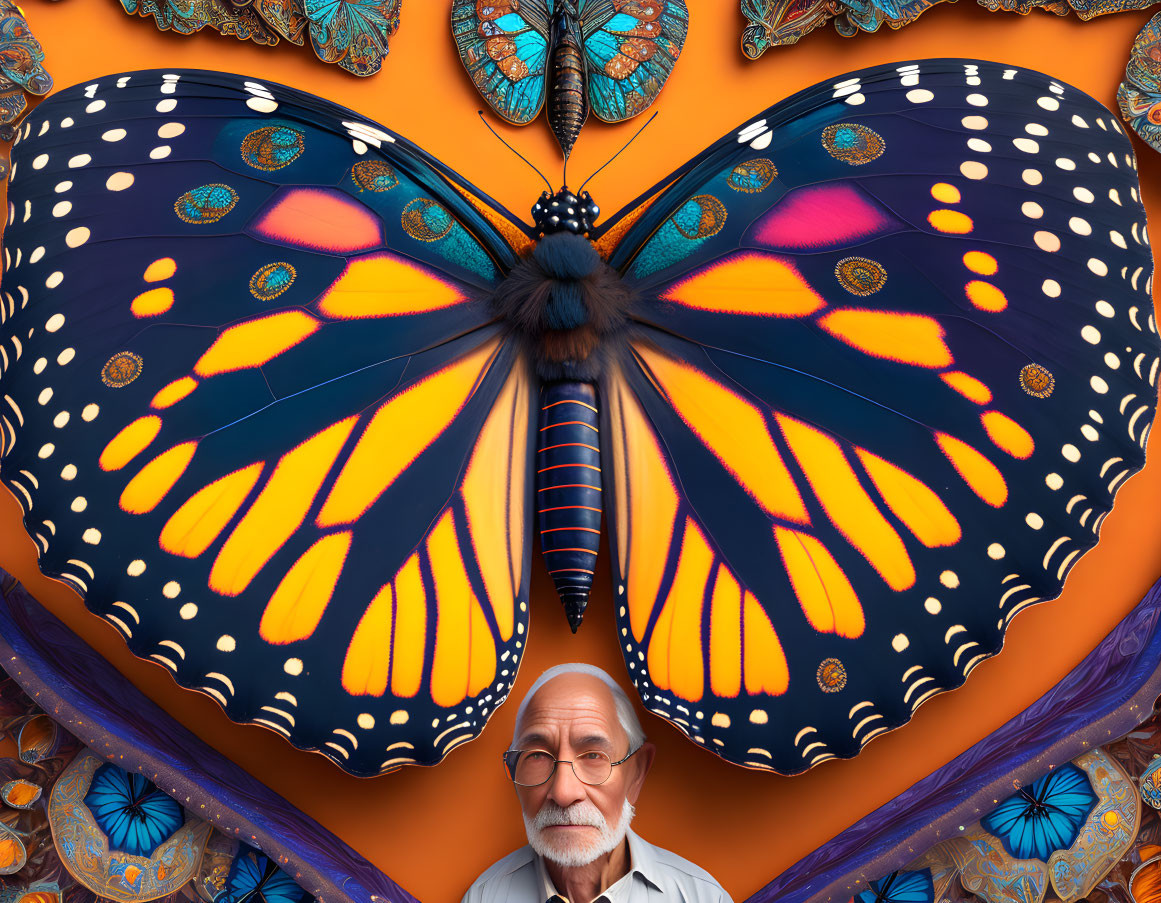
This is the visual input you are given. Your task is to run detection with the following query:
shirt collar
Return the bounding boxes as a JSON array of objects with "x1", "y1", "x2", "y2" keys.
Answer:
[{"x1": 534, "y1": 829, "x2": 664, "y2": 902}]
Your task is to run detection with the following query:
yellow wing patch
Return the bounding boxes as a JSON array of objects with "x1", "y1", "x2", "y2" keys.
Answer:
[
  {"x1": 209, "y1": 417, "x2": 357, "y2": 596},
  {"x1": 661, "y1": 252, "x2": 825, "y2": 317},
  {"x1": 819, "y1": 310, "x2": 953, "y2": 369},
  {"x1": 461, "y1": 364, "x2": 531, "y2": 642},
  {"x1": 635, "y1": 343, "x2": 808, "y2": 525},
  {"x1": 317, "y1": 254, "x2": 465, "y2": 319},
  {"x1": 260, "y1": 531, "x2": 353, "y2": 644},
  {"x1": 778, "y1": 414, "x2": 915, "y2": 591},
  {"x1": 606, "y1": 370, "x2": 680, "y2": 643},
  {"x1": 855, "y1": 449, "x2": 961, "y2": 548},
  {"x1": 317, "y1": 340, "x2": 499, "y2": 527},
  {"x1": 194, "y1": 311, "x2": 320, "y2": 377},
  {"x1": 774, "y1": 526, "x2": 864, "y2": 638}
]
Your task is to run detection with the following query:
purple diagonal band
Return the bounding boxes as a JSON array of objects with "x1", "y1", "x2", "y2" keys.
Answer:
[
  {"x1": 745, "y1": 576, "x2": 1161, "y2": 903},
  {"x1": 0, "y1": 569, "x2": 421, "y2": 903}
]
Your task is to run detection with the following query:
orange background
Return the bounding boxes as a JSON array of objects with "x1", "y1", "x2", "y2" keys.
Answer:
[{"x1": 5, "y1": 2, "x2": 1161, "y2": 901}]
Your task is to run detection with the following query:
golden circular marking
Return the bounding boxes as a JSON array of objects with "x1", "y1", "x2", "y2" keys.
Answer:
[
  {"x1": 1020, "y1": 363, "x2": 1055, "y2": 398},
  {"x1": 817, "y1": 658, "x2": 847, "y2": 693},
  {"x1": 835, "y1": 256, "x2": 887, "y2": 296},
  {"x1": 101, "y1": 351, "x2": 143, "y2": 388}
]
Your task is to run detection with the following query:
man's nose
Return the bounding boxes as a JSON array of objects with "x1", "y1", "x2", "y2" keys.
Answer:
[{"x1": 546, "y1": 759, "x2": 586, "y2": 808}]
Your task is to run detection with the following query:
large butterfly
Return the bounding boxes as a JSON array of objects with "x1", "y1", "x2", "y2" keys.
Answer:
[
  {"x1": 0, "y1": 61, "x2": 1155, "y2": 777},
  {"x1": 451, "y1": 0, "x2": 688, "y2": 158}
]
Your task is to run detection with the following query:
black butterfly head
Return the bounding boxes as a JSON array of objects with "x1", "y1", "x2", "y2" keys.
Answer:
[{"x1": 532, "y1": 186, "x2": 600, "y2": 237}]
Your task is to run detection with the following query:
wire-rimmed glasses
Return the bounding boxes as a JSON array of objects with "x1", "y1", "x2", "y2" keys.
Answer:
[{"x1": 503, "y1": 746, "x2": 640, "y2": 787}]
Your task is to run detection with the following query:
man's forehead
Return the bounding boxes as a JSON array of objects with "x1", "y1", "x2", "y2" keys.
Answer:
[{"x1": 516, "y1": 673, "x2": 624, "y2": 743}]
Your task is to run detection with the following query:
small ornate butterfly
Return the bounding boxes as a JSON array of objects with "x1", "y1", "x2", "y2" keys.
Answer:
[{"x1": 451, "y1": 0, "x2": 688, "y2": 158}]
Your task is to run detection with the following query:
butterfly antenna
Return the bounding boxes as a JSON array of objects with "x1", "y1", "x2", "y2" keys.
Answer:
[
  {"x1": 578, "y1": 111, "x2": 658, "y2": 194},
  {"x1": 478, "y1": 111, "x2": 553, "y2": 192}
]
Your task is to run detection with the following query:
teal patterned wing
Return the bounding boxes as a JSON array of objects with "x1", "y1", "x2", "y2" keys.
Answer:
[
  {"x1": 302, "y1": 0, "x2": 401, "y2": 76},
  {"x1": 0, "y1": 1, "x2": 50, "y2": 97},
  {"x1": 450, "y1": 0, "x2": 550, "y2": 126},
  {"x1": 0, "y1": 0, "x2": 51, "y2": 131},
  {"x1": 580, "y1": 0, "x2": 688, "y2": 123},
  {"x1": 118, "y1": 0, "x2": 282, "y2": 45},
  {"x1": 1118, "y1": 11, "x2": 1161, "y2": 154}
]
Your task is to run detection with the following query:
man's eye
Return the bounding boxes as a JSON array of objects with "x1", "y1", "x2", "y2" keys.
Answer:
[
  {"x1": 523, "y1": 751, "x2": 551, "y2": 762},
  {"x1": 578, "y1": 751, "x2": 605, "y2": 761}
]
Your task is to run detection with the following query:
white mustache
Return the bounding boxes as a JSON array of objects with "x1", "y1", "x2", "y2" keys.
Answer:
[{"x1": 532, "y1": 800, "x2": 606, "y2": 829}]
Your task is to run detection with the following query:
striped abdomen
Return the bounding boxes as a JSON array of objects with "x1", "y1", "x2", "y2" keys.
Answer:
[
  {"x1": 547, "y1": 29, "x2": 589, "y2": 159},
  {"x1": 536, "y1": 381, "x2": 601, "y2": 632}
]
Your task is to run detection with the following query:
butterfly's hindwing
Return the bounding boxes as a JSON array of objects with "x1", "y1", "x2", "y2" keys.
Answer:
[{"x1": 599, "y1": 59, "x2": 1157, "y2": 772}]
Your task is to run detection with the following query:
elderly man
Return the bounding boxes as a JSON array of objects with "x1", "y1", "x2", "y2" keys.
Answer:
[{"x1": 463, "y1": 663, "x2": 733, "y2": 903}]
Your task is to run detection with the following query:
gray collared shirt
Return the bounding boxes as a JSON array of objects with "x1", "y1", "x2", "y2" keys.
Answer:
[{"x1": 461, "y1": 829, "x2": 734, "y2": 903}]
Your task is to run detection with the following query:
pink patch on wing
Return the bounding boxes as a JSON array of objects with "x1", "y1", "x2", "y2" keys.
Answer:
[
  {"x1": 751, "y1": 183, "x2": 900, "y2": 250},
  {"x1": 250, "y1": 188, "x2": 382, "y2": 252}
]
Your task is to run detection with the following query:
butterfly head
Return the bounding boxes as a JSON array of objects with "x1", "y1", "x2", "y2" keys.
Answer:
[
  {"x1": 494, "y1": 227, "x2": 631, "y2": 381},
  {"x1": 532, "y1": 186, "x2": 600, "y2": 237}
]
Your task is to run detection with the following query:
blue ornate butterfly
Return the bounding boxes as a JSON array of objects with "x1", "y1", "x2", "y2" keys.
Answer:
[
  {"x1": 855, "y1": 870, "x2": 935, "y2": 903},
  {"x1": 218, "y1": 847, "x2": 312, "y2": 903},
  {"x1": 981, "y1": 763, "x2": 1098, "y2": 862},
  {"x1": 451, "y1": 0, "x2": 688, "y2": 158},
  {"x1": 83, "y1": 763, "x2": 185, "y2": 858},
  {"x1": 0, "y1": 61, "x2": 1154, "y2": 778}
]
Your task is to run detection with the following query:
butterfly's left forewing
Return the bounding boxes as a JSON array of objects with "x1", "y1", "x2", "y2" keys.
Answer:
[
  {"x1": 2, "y1": 71, "x2": 537, "y2": 775},
  {"x1": 600, "y1": 60, "x2": 1157, "y2": 772},
  {"x1": 450, "y1": 0, "x2": 550, "y2": 126}
]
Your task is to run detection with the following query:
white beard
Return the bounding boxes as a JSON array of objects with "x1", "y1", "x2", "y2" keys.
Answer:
[{"x1": 524, "y1": 798, "x2": 636, "y2": 869}]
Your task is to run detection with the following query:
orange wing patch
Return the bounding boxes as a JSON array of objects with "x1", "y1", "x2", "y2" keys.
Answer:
[
  {"x1": 607, "y1": 367, "x2": 791, "y2": 704},
  {"x1": 634, "y1": 344, "x2": 808, "y2": 525},
  {"x1": 194, "y1": 311, "x2": 320, "y2": 377},
  {"x1": 260, "y1": 531, "x2": 353, "y2": 644},
  {"x1": 318, "y1": 339, "x2": 499, "y2": 526},
  {"x1": 941, "y1": 371, "x2": 992, "y2": 404},
  {"x1": 708, "y1": 565, "x2": 789, "y2": 697},
  {"x1": 935, "y1": 433, "x2": 1008, "y2": 506},
  {"x1": 819, "y1": 310, "x2": 953, "y2": 369},
  {"x1": 210, "y1": 418, "x2": 358, "y2": 596},
  {"x1": 119, "y1": 441, "x2": 198, "y2": 514},
  {"x1": 428, "y1": 510, "x2": 498, "y2": 708},
  {"x1": 317, "y1": 254, "x2": 465, "y2": 319},
  {"x1": 461, "y1": 364, "x2": 531, "y2": 642},
  {"x1": 661, "y1": 252, "x2": 825, "y2": 317},
  {"x1": 606, "y1": 371, "x2": 680, "y2": 642},
  {"x1": 774, "y1": 526, "x2": 864, "y2": 637},
  {"x1": 648, "y1": 520, "x2": 791, "y2": 703},
  {"x1": 777, "y1": 414, "x2": 915, "y2": 591},
  {"x1": 981, "y1": 411, "x2": 1034, "y2": 459},
  {"x1": 647, "y1": 518, "x2": 714, "y2": 702},
  {"x1": 855, "y1": 449, "x2": 961, "y2": 548},
  {"x1": 339, "y1": 350, "x2": 530, "y2": 708},
  {"x1": 99, "y1": 416, "x2": 162, "y2": 472},
  {"x1": 160, "y1": 463, "x2": 264, "y2": 558}
]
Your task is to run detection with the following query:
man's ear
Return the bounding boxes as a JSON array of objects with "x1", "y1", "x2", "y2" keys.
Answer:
[{"x1": 625, "y1": 742, "x2": 656, "y2": 804}]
